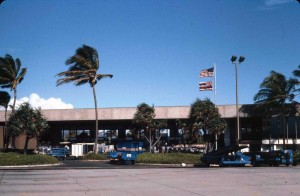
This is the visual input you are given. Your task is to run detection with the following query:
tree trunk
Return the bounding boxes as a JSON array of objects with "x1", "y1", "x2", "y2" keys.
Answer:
[
  {"x1": 205, "y1": 141, "x2": 211, "y2": 154},
  {"x1": 12, "y1": 88, "x2": 17, "y2": 113},
  {"x1": 3, "y1": 107, "x2": 8, "y2": 148},
  {"x1": 282, "y1": 115, "x2": 286, "y2": 150},
  {"x1": 282, "y1": 104, "x2": 286, "y2": 149},
  {"x1": 92, "y1": 85, "x2": 99, "y2": 154},
  {"x1": 11, "y1": 88, "x2": 17, "y2": 149},
  {"x1": 24, "y1": 136, "x2": 29, "y2": 155},
  {"x1": 149, "y1": 128, "x2": 152, "y2": 153}
]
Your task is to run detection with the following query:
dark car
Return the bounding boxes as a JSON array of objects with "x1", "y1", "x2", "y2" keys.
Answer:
[{"x1": 251, "y1": 149, "x2": 297, "y2": 167}]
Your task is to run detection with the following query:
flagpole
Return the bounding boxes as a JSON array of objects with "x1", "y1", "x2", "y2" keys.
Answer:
[
  {"x1": 214, "y1": 63, "x2": 217, "y2": 150},
  {"x1": 214, "y1": 63, "x2": 216, "y2": 99}
]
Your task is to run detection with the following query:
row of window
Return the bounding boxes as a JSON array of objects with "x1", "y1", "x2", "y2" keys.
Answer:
[{"x1": 61, "y1": 129, "x2": 173, "y2": 142}]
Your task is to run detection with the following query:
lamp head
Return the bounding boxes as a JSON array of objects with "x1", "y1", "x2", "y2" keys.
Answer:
[
  {"x1": 231, "y1": 55, "x2": 237, "y2": 63},
  {"x1": 239, "y1": 56, "x2": 245, "y2": 63}
]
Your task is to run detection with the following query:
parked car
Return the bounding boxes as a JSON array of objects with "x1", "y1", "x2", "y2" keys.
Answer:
[
  {"x1": 108, "y1": 141, "x2": 144, "y2": 165},
  {"x1": 47, "y1": 148, "x2": 66, "y2": 160},
  {"x1": 251, "y1": 149, "x2": 297, "y2": 167},
  {"x1": 201, "y1": 145, "x2": 251, "y2": 167}
]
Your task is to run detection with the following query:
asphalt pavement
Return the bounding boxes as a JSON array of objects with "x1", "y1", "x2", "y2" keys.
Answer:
[{"x1": 1, "y1": 165, "x2": 300, "y2": 196}]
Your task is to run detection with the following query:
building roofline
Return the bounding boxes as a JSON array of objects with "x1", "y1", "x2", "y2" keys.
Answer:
[{"x1": 0, "y1": 104, "x2": 257, "y2": 122}]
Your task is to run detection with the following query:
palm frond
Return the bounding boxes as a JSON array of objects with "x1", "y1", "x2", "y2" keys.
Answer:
[
  {"x1": 0, "y1": 91, "x2": 10, "y2": 107},
  {"x1": 17, "y1": 68, "x2": 27, "y2": 84},
  {"x1": 66, "y1": 55, "x2": 91, "y2": 70},
  {"x1": 293, "y1": 65, "x2": 300, "y2": 77},
  {"x1": 15, "y1": 58, "x2": 21, "y2": 73},
  {"x1": 254, "y1": 70, "x2": 297, "y2": 117},
  {"x1": 0, "y1": 84, "x2": 11, "y2": 89},
  {"x1": 57, "y1": 70, "x2": 88, "y2": 77},
  {"x1": 95, "y1": 74, "x2": 113, "y2": 81},
  {"x1": 56, "y1": 75, "x2": 89, "y2": 86},
  {"x1": 66, "y1": 45, "x2": 99, "y2": 70},
  {"x1": 0, "y1": 54, "x2": 26, "y2": 91},
  {"x1": 81, "y1": 45, "x2": 99, "y2": 69}
]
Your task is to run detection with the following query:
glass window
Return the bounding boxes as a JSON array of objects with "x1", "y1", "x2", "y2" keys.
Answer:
[
  {"x1": 126, "y1": 129, "x2": 132, "y2": 138},
  {"x1": 241, "y1": 128, "x2": 247, "y2": 133},
  {"x1": 160, "y1": 129, "x2": 170, "y2": 137},
  {"x1": 178, "y1": 129, "x2": 184, "y2": 136},
  {"x1": 77, "y1": 130, "x2": 90, "y2": 139},
  {"x1": 110, "y1": 130, "x2": 118, "y2": 139},
  {"x1": 69, "y1": 130, "x2": 76, "y2": 141},
  {"x1": 63, "y1": 130, "x2": 70, "y2": 141},
  {"x1": 98, "y1": 130, "x2": 105, "y2": 138}
]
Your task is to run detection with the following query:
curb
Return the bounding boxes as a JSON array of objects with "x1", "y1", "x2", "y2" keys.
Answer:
[
  {"x1": 0, "y1": 163, "x2": 62, "y2": 169},
  {"x1": 136, "y1": 163, "x2": 195, "y2": 167}
]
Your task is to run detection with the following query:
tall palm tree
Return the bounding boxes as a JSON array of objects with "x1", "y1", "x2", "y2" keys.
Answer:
[
  {"x1": 0, "y1": 54, "x2": 27, "y2": 113},
  {"x1": 254, "y1": 71, "x2": 297, "y2": 149},
  {"x1": 0, "y1": 91, "x2": 11, "y2": 148},
  {"x1": 56, "y1": 45, "x2": 113, "y2": 154}
]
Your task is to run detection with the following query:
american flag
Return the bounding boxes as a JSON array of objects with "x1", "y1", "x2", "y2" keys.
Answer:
[
  {"x1": 199, "y1": 81, "x2": 213, "y2": 91},
  {"x1": 200, "y1": 67, "x2": 214, "y2": 78}
]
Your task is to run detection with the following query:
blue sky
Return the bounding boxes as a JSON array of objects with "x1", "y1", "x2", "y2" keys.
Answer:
[{"x1": 0, "y1": 0, "x2": 299, "y2": 109}]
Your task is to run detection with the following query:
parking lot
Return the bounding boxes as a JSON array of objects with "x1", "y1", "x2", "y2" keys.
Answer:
[{"x1": 1, "y1": 163, "x2": 300, "y2": 196}]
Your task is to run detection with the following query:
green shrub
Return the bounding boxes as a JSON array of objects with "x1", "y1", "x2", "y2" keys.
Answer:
[
  {"x1": 80, "y1": 153, "x2": 109, "y2": 160},
  {"x1": 0, "y1": 152, "x2": 59, "y2": 166},
  {"x1": 136, "y1": 152, "x2": 201, "y2": 165}
]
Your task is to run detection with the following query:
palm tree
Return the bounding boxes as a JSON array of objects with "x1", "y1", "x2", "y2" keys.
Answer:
[
  {"x1": 254, "y1": 71, "x2": 297, "y2": 149},
  {"x1": 293, "y1": 64, "x2": 300, "y2": 93},
  {"x1": 0, "y1": 54, "x2": 27, "y2": 113},
  {"x1": 0, "y1": 91, "x2": 11, "y2": 148},
  {"x1": 56, "y1": 45, "x2": 113, "y2": 154}
]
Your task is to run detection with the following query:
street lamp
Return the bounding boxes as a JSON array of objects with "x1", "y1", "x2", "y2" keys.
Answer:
[{"x1": 231, "y1": 55, "x2": 245, "y2": 145}]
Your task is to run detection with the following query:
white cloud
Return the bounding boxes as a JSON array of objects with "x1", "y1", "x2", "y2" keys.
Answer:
[
  {"x1": 257, "y1": 0, "x2": 294, "y2": 10},
  {"x1": 7, "y1": 93, "x2": 74, "y2": 110},
  {"x1": 265, "y1": 0, "x2": 293, "y2": 6}
]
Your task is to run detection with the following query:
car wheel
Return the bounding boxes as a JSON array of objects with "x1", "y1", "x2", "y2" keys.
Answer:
[
  {"x1": 204, "y1": 162, "x2": 210, "y2": 167},
  {"x1": 219, "y1": 160, "x2": 224, "y2": 167},
  {"x1": 252, "y1": 160, "x2": 260, "y2": 167}
]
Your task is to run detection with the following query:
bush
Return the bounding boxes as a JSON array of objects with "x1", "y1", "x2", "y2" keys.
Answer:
[
  {"x1": 80, "y1": 153, "x2": 109, "y2": 160},
  {"x1": 136, "y1": 152, "x2": 201, "y2": 165},
  {"x1": 0, "y1": 152, "x2": 59, "y2": 166}
]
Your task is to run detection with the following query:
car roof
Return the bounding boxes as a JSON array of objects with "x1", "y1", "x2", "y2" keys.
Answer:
[{"x1": 206, "y1": 145, "x2": 248, "y2": 156}]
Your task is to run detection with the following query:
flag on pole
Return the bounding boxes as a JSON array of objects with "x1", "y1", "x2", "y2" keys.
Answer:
[
  {"x1": 200, "y1": 67, "x2": 214, "y2": 77},
  {"x1": 199, "y1": 81, "x2": 213, "y2": 91}
]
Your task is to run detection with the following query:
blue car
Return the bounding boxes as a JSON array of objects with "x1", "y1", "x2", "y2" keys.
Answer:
[
  {"x1": 47, "y1": 148, "x2": 66, "y2": 160},
  {"x1": 201, "y1": 146, "x2": 251, "y2": 167},
  {"x1": 108, "y1": 141, "x2": 144, "y2": 165}
]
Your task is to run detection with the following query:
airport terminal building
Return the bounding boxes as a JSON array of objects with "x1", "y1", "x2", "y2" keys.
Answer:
[{"x1": 0, "y1": 104, "x2": 299, "y2": 152}]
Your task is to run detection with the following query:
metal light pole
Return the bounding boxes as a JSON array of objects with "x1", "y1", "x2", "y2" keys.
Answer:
[{"x1": 231, "y1": 55, "x2": 245, "y2": 145}]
